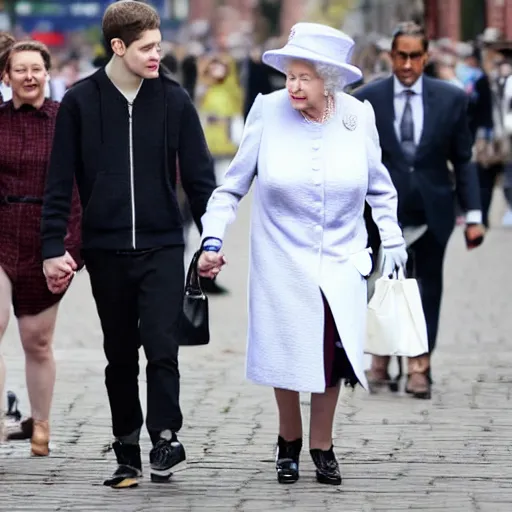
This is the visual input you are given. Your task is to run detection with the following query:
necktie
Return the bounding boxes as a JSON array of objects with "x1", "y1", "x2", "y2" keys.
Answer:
[{"x1": 400, "y1": 89, "x2": 416, "y2": 164}]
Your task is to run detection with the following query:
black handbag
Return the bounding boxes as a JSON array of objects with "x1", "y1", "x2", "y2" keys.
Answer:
[{"x1": 180, "y1": 249, "x2": 210, "y2": 346}]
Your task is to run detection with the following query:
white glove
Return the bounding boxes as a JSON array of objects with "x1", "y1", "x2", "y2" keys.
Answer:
[{"x1": 379, "y1": 245, "x2": 408, "y2": 278}]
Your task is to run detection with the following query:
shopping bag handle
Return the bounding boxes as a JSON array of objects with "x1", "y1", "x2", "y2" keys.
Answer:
[{"x1": 389, "y1": 266, "x2": 407, "y2": 280}]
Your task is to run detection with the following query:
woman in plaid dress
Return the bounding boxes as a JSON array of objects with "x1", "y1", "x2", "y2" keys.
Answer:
[{"x1": 0, "y1": 40, "x2": 81, "y2": 455}]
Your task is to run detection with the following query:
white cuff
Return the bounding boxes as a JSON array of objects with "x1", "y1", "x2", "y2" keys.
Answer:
[{"x1": 466, "y1": 210, "x2": 482, "y2": 224}]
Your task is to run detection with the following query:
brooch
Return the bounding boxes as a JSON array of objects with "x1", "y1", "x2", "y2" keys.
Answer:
[{"x1": 343, "y1": 114, "x2": 357, "y2": 131}]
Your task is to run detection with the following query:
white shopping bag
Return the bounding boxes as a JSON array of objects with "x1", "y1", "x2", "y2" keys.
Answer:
[{"x1": 365, "y1": 272, "x2": 428, "y2": 357}]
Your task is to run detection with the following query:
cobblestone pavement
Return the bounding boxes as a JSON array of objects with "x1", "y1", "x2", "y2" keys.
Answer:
[{"x1": 1, "y1": 189, "x2": 512, "y2": 512}]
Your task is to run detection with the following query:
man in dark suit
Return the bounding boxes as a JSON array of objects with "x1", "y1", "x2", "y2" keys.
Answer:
[{"x1": 354, "y1": 22, "x2": 485, "y2": 399}]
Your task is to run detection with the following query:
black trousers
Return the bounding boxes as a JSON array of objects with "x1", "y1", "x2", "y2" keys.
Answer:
[
  {"x1": 406, "y1": 230, "x2": 447, "y2": 353},
  {"x1": 83, "y1": 246, "x2": 185, "y2": 440},
  {"x1": 477, "y1": 162, "x2": 502, "y2": 228}
]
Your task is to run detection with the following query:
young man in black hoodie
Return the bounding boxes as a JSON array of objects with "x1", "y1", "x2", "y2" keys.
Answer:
[{"x1": 41, "y1": 1, "x2": 216, "y2": 488}]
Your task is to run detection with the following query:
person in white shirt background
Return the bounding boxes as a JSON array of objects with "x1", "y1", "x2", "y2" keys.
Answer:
[{"x1": 355, "y1": 22, "x2": 485, "y2": 400}]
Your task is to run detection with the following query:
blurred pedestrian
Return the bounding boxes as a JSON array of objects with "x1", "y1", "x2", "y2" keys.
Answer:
[
  {"x1": 0, "y1": 40, "x2": 81, "y2": 453},
  {"x1": 356, "y1": 22, "x2": 484, "y2": 399}
]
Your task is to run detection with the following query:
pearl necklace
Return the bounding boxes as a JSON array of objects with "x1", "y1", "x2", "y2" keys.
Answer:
[{"x1": 301, "y1": 95, "x2": 335, "y2": 124}]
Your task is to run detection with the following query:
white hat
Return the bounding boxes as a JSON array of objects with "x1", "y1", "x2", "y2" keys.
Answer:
[{"x1": 262, "y1": 23, "x2": 362, "y2": 85}]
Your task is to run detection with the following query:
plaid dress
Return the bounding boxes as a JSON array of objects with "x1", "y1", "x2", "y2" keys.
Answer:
[{"x1": 0, "y1": 99, "x2": 82, "y2": 316}]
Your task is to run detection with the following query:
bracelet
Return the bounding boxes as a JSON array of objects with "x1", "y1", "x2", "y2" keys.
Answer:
[{"x1": 202, "y1": 237, "x2": 222, "y2": 252}]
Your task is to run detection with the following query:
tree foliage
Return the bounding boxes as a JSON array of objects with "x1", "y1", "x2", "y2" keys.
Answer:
[{"x1": 305, "y1": 0, "x2": 356, "y2": 29}]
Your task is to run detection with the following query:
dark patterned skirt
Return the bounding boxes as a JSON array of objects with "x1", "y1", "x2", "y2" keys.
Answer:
[
  {"x1": 323, "y1": 294, "x2": 359, "y2": 388},
  {"x1": 0, "y1": 202, "x2": 82, "y2": 317}
]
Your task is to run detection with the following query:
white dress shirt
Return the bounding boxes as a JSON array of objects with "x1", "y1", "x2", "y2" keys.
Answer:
[{"x1": 393, "y1": 75, "x2": 481, "y2": 225}]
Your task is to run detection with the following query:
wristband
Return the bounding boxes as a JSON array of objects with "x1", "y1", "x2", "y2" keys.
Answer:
[{"x1": 202, "y1": 237, "x2": 222, "y2": 252}]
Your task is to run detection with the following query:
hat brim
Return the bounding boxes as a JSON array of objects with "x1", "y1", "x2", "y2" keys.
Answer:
[{"x1": 262, "y1": 45, "x2": 363, "y2": 85}]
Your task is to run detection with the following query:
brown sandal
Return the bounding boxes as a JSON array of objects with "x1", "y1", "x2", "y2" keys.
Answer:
[{"x1": 405, "y1": 372, "x2": 431, "y2": 399}]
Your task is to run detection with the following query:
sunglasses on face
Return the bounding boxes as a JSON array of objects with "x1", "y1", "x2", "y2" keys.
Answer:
[{"x1": 394, "y1": 51, "x2": 425, "y2": 61}]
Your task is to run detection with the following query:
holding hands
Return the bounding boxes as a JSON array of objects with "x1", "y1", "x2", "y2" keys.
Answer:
[
  {"x1": 197, "y1": 251, "x2": 226, "y2": 279},
  {"x1": 43, "y1": 251, "x2": 77, "y2": 294},
  {"x1": 197, "y1": 237, "x2": 226, "y2": 279}
]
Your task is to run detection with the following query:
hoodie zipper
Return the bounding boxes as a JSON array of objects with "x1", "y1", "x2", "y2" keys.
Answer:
[{"x1": 127, "y1": 101, "x2": 136, "y2": 249}]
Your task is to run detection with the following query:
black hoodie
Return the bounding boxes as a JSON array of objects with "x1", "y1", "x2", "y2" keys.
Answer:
[{"x1": 41, "y1": 67, "x2": 216, "y2": 259}]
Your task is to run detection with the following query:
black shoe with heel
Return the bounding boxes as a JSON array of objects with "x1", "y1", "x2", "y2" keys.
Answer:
[
  {"x1": 276, "y1": 436, "x2": 302, "y2": 484},
  {"x1": 310, "y1": 446, "x2": 342, "y2": 485}
]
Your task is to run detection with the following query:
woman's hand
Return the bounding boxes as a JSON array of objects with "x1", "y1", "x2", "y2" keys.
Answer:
[
  {"x1": 379, "y1": 245, "x2": 408, "y2": 278},
  {"x1": 43, "y1": 251, "x2": 77, "y2": 294},
  {"x1": 198, "y1": 251, "x2": 226, "y2": 279}
]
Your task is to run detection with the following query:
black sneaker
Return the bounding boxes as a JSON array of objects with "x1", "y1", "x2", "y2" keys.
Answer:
[
  {"x1": 103, "y1": 441, "x2": 142, "y2": 489},
  {"x1": 149, "y1": 438, "x2": 186, "y2": 483}
]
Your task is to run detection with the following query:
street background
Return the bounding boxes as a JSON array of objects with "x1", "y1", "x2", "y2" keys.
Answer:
[
  {"x1": 2, "y1": 1, "x2": 512, "y2": 510},
  {"x1": 1, "y1": 190, "x2": 511, "y2": 511}
]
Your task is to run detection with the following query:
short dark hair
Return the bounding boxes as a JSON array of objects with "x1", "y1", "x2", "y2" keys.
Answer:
[
  {"x1": 4, "y1": 40, "x2": 51, "y2": 73},
  {"x1": 391, "y1": 22, "x2": 429, "y2": 53},
  {"x1": 102, "y1": 0, "x2": 160, "y2": 51},
  {"x1": 0, "y1": 31, "x2": 16, "y2": 74}
]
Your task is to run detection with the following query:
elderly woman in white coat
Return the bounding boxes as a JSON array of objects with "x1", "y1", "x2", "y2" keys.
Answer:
[{"x1": 198, "y1": 23, "x2": 407, "y2": 486}]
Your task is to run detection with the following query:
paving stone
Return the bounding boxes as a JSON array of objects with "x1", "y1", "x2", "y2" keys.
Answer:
[{"x1": 1, "y1": 190, "x2": 511, "y2": 510}]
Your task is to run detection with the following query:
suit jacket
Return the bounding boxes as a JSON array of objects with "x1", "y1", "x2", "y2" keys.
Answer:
[{"x1": 354, "y1": 75, "x2": 481, "y2": 247}]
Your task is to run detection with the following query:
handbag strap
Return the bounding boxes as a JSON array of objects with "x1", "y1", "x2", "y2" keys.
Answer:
[{"x1": 185, "y1": 250, "x2": 205, "y2": 298}]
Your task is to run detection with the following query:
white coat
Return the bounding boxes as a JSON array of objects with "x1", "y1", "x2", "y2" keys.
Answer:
[{"x1": 201, "y1": 89, "x2": 404, "y2": 393}]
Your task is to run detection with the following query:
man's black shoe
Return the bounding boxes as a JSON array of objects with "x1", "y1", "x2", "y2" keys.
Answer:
[
  {"x1": 103, "y1": 441, "x2": 142, "y2": 489},
  {"x1": 149, "y1": 438, "x2": 186, "y2": 482}
]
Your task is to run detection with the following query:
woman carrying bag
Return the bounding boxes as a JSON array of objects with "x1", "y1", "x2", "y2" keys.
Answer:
[{"x1": 197, "y1": 23, "x2": 407, "y2": 486}]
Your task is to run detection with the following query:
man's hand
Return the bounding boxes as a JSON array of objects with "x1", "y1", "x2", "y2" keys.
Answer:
[
  {"x1": 464, "y1": 224, "x2": 485, "y2": 250},
  {"x1": 198, "y1": 251, "x2": 226, "y2": 279},
  {"x1": 43, "y1": 252, "x2": 77, "y2": 294}
]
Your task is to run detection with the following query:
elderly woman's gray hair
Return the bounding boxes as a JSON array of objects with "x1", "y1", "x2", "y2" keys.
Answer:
[{"x1": 315, "y1": 62, "x2": 347, "y2": 92}]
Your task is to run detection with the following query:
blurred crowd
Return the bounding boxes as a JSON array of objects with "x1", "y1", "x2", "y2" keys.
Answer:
[{"x1": 4, "y1": 10, "x2": 512, "y2": 227}]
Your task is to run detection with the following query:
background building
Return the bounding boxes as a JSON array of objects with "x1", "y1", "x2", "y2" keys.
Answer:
[{"x1": 426, "y1": 0, "x2": 512, "y2": 41}]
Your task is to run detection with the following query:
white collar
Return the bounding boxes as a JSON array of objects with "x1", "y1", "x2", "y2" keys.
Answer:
[{"x1": 393, "y1": 75, "x2": 423, "y2": 96}]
